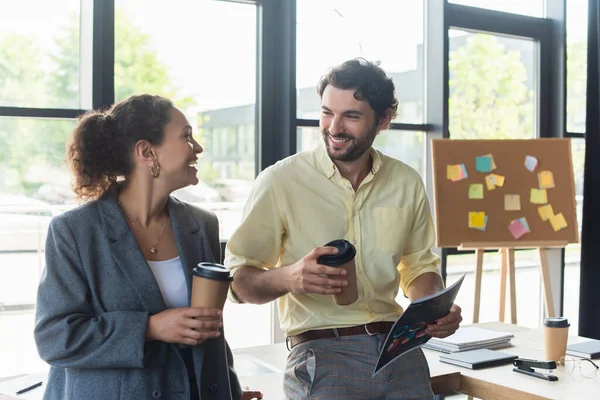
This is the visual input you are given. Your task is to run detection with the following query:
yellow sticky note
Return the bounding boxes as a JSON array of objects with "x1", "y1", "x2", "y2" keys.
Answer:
[
  {"x1": 492, "y1": 174, "x2": 505, "y2": 187},
  {"x1": 549, "y1": 212, "x2": 567, "y2": 232},
  {"x1": 538, "y1": 170, "x2": 555, "y2": 189},
  {"x1": 485, "y1": 175, "x2": 496, "y2": 190},
  {"x1": 468, "y1": 184, "x2": 484, "y2": 199},
  {"x1": 538, "y1": 204, "x2": 554, "y2": 221},
  {"x1": 447, "y1": 165, "x2": 462, "y2": 181},
  {"x1": 530, "y1": 188, "x2": 548, "y2": 204},
  {"x1": 504, "y1": 194, "x2": 521, "y2": 211},
  {"x1": 469, "y1": 212, "x2": 486, "y2": 228}
]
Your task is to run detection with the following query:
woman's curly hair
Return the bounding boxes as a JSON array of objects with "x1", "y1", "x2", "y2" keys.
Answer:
[
  {"x1": 317, "y1": 58, "x2": 398, "y2": 122},
  {"x1": 67, "y1": 94, "x2": 173, "y2": 200}
]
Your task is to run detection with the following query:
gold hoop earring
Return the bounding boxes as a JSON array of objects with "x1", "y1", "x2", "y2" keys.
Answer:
[{"x1": 150, "y1": 164, "x2": 160, "y2": 178}]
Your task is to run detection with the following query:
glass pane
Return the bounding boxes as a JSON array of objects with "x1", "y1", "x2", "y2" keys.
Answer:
[
  {"x1": 564, "y1": 138, "x2": 585, "y2": 335},
  {"x1": 0, "y1": 0, "x2": 82, "y2": 109},
  {"x1": 449, "y1": 30, "x2": 537, "y2": 139},
  {"x1": 0, "y1": 118, "x2": 76, "y2": 377},
  {"x1": 566, "y1": 0, "x2": 588, "y2": 133},
  {"x1": 115, "y1": 0, "x2": 268, "y2": 349},
  {"x1": 296, "y1": 0, "x2": 424, "y2": 123},
  {"x1": 297, "y1": 128, "x2": 425, "y2": 178},
  {"x1": 449, "y1": 0, "x2": 544, "y2": 17}
]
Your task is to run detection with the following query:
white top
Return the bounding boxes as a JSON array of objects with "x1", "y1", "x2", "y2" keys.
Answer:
[{"x1": 146, "y1": 256, "x2": 189, "y2": 308}]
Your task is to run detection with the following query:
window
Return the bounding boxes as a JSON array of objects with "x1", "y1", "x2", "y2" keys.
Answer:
[
  {"x1": 566, "y1": 0, "x2": 588, "y2": 133},
  {"x1": 296, "y1": 0, "x2": 424, "y2": 124},
  {"x1": 0, "y1": 118, "x2": 76, "y2": 377},
  {"x1": 114, "y1": 0, "x2": 268, "y2": 349},
  {"x1": 564, "y1": 138, "x2": 585, "y2": 335},
  {"x1": 449, "y1": 30, "x2": 537, "y2": 139},
  {"x1": 0, "y1": 0, "x2": 83, "y2": 109},
  {"x1": 297, "y1": 128, "x2": 425, "y2": 178},
  {"x1": 449, "y1": 0, "x2": 545, "y2": 17}
]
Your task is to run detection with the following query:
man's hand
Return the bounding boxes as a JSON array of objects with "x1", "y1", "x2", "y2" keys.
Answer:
[
  {"x1": 285, "y1": 246, "x2": 348, "y2": 295},
  {"x1": 146, "y1": 307, "x2": 223, "y2": 346},
  {"x1": 425, "y1": 304, "x2": 462, "y2": 338}
]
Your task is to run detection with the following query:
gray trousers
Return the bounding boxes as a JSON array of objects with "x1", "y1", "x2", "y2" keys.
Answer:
[{"x1": 284, "y1": 333, "x2": 434, "y2": 400}]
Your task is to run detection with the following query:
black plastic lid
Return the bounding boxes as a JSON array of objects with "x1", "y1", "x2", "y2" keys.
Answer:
[
  {"x1": 544, "y1": 317, "x2": 570, "y2": 328},
  {"x1": 317, "y1": 239, "x2": 356, "y2": 266},
  {"x1": 193, "y1": 262, "x2": 233, "y2": 282}
]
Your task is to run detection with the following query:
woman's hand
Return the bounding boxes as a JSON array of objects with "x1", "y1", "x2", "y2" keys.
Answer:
[
  {"x1": 241, "y1": 390, "x2": 263, "y2": 399},
  {"x1": 146, "y1": 307, "x2": 223, "y2": 346}
]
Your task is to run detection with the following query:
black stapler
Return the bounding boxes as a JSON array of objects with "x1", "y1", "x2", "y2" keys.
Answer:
[{"x1": 513, "y1": 358, "x2": 558, "y2": 381}]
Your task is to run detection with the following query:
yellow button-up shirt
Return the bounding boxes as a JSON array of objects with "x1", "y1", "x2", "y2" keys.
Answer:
[{"x1": 225, "y1": 142, "x2": 441, "y2": 336}]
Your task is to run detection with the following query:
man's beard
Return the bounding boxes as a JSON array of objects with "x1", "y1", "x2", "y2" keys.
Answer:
[{"x1": 322, "y1": 124, "x2": 378, "y2": 162}]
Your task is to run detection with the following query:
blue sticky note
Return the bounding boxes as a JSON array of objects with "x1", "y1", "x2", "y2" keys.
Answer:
[
  {"x1": 518, "y1": 217, "x2": 530, "y2": 232},
  {"x1": 476, "y1": 156, "x2": 493, "y2": 173}
]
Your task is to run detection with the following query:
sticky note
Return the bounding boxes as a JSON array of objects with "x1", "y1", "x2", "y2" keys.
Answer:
[
  {"x1": 492, "y1": 174, "x2": 505, "y2": 187},
  {"x1": 476, "y1": 156, "x2": 493, "y2": 172},
  {"x1": 485, "y1": 175, "x2": 497, "y2": 190},
  {"x1": 518, "y1": 217, "x2": 530, "y2": 232},
  {"x1": 525, "y1": 155, "x2": 538, "y2": 172},
  {"x1": 504, "y1": 194, "x2": 521, "y2": 211},
  {"x1": 508, "y1": 219, "x2": 529, "y2": 239},
  {"x1": 549, "y1": 213, "x2": 567, "y2": 232},
  {"x1": 538, "y1": 204, "x2": 554, "y2": 221},
  {"x1": 475, "y1": 216, "x2": 488, "y2": 231},
  {"x1": 530, "y1": 188, "x2": 548, "y2": 204},
  {"x1": 485, "y1": 153, "x2": 497, "y2": 170},
  {"x1": 538, "y1": 171, "x2": 555, "y2": 189},
  {"x1": 447, "y1": 165, "x2": 462, "y2": 181},
  {"x1": 469, "y1": 184, "x2": 484, "y2": 199},
  {"x1": 469, "y1": 212, "x2": 486, "y2": 229}
]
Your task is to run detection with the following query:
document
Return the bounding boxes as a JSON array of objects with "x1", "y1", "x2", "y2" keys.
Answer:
[
  {"x1": 373, "y1": 274, "x2": 465, "y2": 376},
  {"x1": 439, "y1": 348, "x2": 517, "y2": 370}
]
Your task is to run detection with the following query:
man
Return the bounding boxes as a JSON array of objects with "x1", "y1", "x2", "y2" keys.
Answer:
[{"x1": 225, "y1": 58, "x2": 462, "y2": 399}]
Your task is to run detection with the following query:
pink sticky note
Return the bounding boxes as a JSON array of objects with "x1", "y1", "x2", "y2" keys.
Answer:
[{"x1": 508, "y1": 220, "x2": 528, "y2": 239}]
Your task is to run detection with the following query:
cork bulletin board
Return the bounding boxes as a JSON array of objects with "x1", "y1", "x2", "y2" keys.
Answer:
[{"x1": 431, "y1": 139, "x2": 579, "y2": 248}]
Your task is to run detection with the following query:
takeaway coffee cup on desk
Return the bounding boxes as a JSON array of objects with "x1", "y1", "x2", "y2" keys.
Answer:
[
  {"x1": 191, "y1": 263, "x2": 233, "y2": 329},
  {"x1": 543, "y1": 317, "x2": 570, "y2": 362},
  {"x1": 317, "y1": 239, "x2": 358, "y2": 305}
]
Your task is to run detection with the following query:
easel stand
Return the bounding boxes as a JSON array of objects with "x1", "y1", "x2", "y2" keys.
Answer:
[{"x1": 459, "y1": 241, "x2": 568, "y2": 324}]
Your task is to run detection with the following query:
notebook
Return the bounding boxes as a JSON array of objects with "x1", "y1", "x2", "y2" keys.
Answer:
[
  {"x1": 566, "y1": 340, "x2": 600, "y2": 359},
  {"x1": 439, "y1": 348, "x2": 517, "y2": 370},
  {"x1": 424, "y1": 326, "x2": 514, "y2": 353}
]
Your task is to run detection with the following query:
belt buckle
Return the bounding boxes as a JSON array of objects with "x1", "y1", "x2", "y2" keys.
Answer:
[{"x1": 364, "y1": 323, "x2": 377, "y2": 336}]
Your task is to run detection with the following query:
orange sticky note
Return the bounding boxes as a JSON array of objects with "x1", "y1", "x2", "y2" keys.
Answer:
[
  {"x1": 447, "y1": 165, "x2": 462, "y2": 181},
  {"x1": 538, "y1": 204, "x2": 554, "y2": 221},
  {"x1": 504, "y1": 194, "x2": 521, "y2": 211},
  {"x1": 492, "y1": 174, "x2": 505, "y2": 187},
  {"x1": 530, "y1": 188, "x2": 548, "y2": 204},
  {"x1": 469, "y1": 212, "x2": 486, "y2": 228},
  {"x1": 538, "y1": 171, "x2": 555, "y2": 189},
  {"x1": 549, "y1": 213, "x2": 567, "y2": 232}
]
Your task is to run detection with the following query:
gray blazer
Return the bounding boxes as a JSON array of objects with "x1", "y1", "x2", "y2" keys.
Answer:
[{"x1": 34, "y1": 189, "x2": 242, "y2": 400}]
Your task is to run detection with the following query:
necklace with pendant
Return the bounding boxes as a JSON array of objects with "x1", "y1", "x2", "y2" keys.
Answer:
[{"x1": 118, "y1": 201, "x2": 169, "y2": 254}]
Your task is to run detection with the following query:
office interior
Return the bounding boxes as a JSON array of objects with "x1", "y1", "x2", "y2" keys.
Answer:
[{"x1": 0, "y1": 0, "x2": 599, "y2": 385}]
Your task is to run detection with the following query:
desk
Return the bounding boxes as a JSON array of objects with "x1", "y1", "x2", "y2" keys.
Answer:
[
  {"x1": 236, "y1": 322, "x2": 600, "y2": 400},
  {"x1": 2, "y1": 323, "x2": 599, "y2": 399}
]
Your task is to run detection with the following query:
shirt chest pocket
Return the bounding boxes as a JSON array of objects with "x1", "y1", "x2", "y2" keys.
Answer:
[{"x1": 374, "y1": 207, "x2": 411, "y2": 253}]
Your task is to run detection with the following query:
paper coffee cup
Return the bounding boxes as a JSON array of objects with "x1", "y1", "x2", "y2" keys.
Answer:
[
  {"x1": 543, "y1": 317, "x2": 570, "y2": 362},
  {"x1": 317, "y1": 239, "x2": 358, "y2": 305},
  {"x1": 191, "y1": 262, "x2": 233, "y2": 311}
]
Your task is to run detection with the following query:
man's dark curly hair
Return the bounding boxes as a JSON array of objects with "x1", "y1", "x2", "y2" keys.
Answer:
[
  {"x1": 67, "y1": 94, "x2": 174, "y2": 200},
  {"x1": 317, "y1": 58, "x2": 398, "y2": 122}
]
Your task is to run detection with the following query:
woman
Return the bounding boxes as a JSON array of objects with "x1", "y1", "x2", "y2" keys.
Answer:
[{"x1": 34, "y1": 94, "x2": 262, "y2": 400}]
